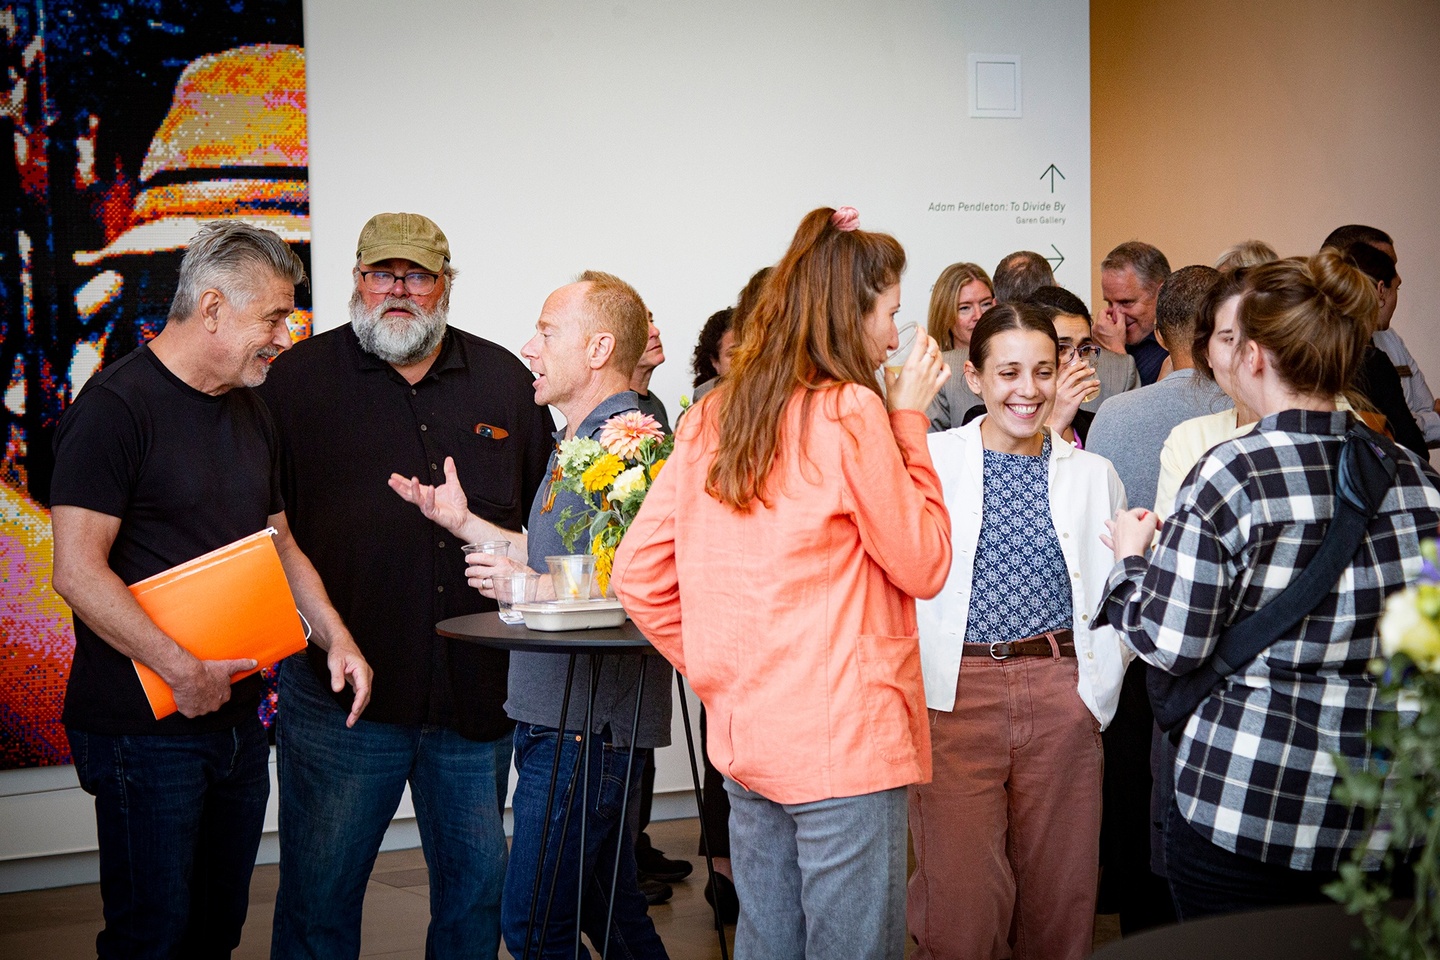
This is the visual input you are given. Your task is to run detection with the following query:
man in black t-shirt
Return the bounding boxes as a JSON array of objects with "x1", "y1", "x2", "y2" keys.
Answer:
[
  {"x1": 258, "y1": 213, "x2": 555, "y2": 960},
  {"x1": 50, "y1": 222, "x2": 372, "y2": 960}
]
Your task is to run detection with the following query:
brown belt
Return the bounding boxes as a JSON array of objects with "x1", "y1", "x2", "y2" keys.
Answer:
[{"x1": 962, "y1": 628, "x2": 1075, "y2": 660}]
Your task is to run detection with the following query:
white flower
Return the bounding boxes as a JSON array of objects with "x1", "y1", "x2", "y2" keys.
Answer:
[
  {"x1": 1378, "y1": 587, "x2": 1440, "y2": 670},
  {"x1": 556, "y1": 437, "x2": 603, "y2": 472},
  {"x1": 609, "y1": 465, "x2": 647, "y2": 501}
]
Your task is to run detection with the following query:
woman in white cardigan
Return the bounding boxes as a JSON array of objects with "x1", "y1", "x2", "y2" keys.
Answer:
[{"x1": 909, "y1": 302, "x2": 1132, "y2": 960}]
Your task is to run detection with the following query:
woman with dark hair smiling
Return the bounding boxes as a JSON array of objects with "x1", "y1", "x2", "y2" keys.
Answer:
[
  {"x1": 614, "y1": 206, "x2": 952, "y2": 960},
  {"x1": 910, "y1": 302, "x2": 1130, "y2": 960}
]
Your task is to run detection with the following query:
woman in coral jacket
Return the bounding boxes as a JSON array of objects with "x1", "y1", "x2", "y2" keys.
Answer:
[
  {"x1": 909, "y1": 302, "x2": 1131, "y2": 960},
  {"x1": 614, "y1": 206, "x2": 953, "y2": 960}
]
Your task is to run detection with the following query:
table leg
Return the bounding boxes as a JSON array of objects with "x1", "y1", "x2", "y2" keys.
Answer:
[
  {"x1": 600, "y1": 656, "x2": 647, "y2": 960},
  {"x1": 522, "y1": 652, "x2": 579, "y2": 960},
  {"x1": 572, "y1": 654, "x2": 603, "y2": 958},
  {"x1": 677, "y1": 672, "x2": 731, "y2": 960}
]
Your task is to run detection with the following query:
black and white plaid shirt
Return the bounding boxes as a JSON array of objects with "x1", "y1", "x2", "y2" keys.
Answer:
[{"x1": 1098, "y1": 410, "x2": 1440, "y2": 870}]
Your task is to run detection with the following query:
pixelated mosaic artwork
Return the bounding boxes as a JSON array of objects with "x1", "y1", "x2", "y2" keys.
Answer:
[{"x1": 1, "y1": 1, "x2": 310, "y2": 768}]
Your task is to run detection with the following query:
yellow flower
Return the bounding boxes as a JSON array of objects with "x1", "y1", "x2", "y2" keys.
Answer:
[
  {"x1": 592, "y1": 539, "x2": 615, "y2": 594},
  {"x1": 581, "y1": 454, "x2": 624, "y2": 492},
  {"x1": 649, "y1": 458, "x2": 667, "y2": 481}
]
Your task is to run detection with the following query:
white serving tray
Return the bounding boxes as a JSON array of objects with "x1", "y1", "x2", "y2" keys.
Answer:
[{"x1": 513, "y1": 598, "x2": 628, "y2": 632}]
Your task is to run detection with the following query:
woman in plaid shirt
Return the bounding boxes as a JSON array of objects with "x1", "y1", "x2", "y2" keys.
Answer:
[{"x1": 1098, "y1": 249, "x2": 1440, "y2": 919}]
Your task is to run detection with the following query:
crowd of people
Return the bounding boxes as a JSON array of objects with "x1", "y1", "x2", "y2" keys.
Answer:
[{"x1": 47, "y1": 206, "x2": 1440, "y2": 960}]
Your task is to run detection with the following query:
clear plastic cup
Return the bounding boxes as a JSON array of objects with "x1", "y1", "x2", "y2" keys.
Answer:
[
  {"x1": 494, "y1": 572, "x2": 541, "y2": 624},
  {"x1": 885, "y1": 322, "x2": 920, "y2": 376},
  {"x1": 463, "y1": 540, "x2": 510, "y2": 559},
  {"x1": 1079, "y1": 349, "x2": 1101, "y2": 403},
  {"x1": 546, "y1": 554, "x2": 596, "y2": 602}
]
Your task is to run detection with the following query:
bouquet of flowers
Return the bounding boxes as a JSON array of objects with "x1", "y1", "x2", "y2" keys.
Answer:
[
  {"x1": 553, "y1": 411, "x2": 673, "y2": 593},
  {"x1": 1328, "y1": 539, "x2": 1440, "y2": 958}
]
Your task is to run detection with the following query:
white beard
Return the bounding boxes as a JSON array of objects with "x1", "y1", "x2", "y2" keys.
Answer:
[{"x1": 350, "y1": 287, "x2": 449, "y2": 366}]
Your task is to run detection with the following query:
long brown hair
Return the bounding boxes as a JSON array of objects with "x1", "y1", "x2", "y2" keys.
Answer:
[{"x1": 706, "y1": 207, "x2": 905, "y2": 509}]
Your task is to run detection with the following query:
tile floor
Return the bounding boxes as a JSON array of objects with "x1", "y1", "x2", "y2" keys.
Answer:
[{"x1": 0, "y1": 818, "x2": 1120, "y2": 959}]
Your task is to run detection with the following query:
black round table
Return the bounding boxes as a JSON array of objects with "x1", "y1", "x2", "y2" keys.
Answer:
[{"x1": 438, "y1": 612, "x2": 729, "y2": 960}]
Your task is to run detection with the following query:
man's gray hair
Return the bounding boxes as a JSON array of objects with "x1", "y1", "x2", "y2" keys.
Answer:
[
  {"x1": 1101, "y1": 240, "x2": 1171, "y2": 290},
  {"x1": 168, "y1": 221, "x2": 307, "y2": 322}
]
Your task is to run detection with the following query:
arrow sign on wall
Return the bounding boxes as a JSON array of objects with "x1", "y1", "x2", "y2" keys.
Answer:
[
  {"x1": 1045, "y1": 245, "x2": 1065, "y2": 271},
  {"x1": 1040, "y1": 163, "x2": 1065, "y2": 193}
]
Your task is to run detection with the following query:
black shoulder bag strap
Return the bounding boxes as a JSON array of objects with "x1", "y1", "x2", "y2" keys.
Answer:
[{"x1": 1148, "y1": 423, "x2": 1400, "y2": 741}]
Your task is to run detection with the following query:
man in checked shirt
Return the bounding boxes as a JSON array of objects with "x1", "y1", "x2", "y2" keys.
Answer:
[{"x1": 1097, "y1": 250, "x2": 1440, "y2": 919}]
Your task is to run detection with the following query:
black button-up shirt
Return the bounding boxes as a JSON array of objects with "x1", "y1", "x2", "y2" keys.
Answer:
[{"x1": 257, "y1": 324, "x2": 555, "y2": 738}]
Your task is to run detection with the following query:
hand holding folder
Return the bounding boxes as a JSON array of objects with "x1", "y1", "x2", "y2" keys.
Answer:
[{"x1": 128, "y1": 528, "x2": 309, "y2": 719}]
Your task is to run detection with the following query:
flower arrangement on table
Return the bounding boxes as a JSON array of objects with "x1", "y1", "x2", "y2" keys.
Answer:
[
  {"x1": 553, "y1": 411, "x2": 674, "y2": 594},
  {"x1": 1329, "y1": 538, "x2": 1440, "y2": 959}
]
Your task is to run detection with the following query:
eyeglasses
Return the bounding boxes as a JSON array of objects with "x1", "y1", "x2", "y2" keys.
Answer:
[
  {"x1": 1059, "y1": 343, "x2": 1103, "y2": 365},
  {"x1": 358, "y1": 270, "x2": 440, "y2": 295}
]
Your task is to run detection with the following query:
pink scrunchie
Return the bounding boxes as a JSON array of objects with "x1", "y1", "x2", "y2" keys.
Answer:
[{"x1": 830, "y1": 206, "x2": 860, "y2": 232}]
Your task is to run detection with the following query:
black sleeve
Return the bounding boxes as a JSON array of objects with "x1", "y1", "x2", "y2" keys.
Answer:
[
  {"x1": 1359, "y1": 348, "x2": 1427, "y2": 456},
  {"x1": 49, "y1": 387, "x2": 140, "y2": 517}
]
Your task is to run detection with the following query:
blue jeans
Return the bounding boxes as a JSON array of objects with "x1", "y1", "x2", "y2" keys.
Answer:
[
  {"x1": 271, "y1": 655, "x2": 510, "y2": 960},
  {"x1": 502, "y1": 722, "x2": 668, "y2": 960},
  {"x1": 67, "y1": 718, "x2": 270, "y2": 960},
  {"x1": 725, "y1": 780, "x2": 908, "y2": 960},
  {"x1": 1164, "y1": 799, "x2": 1338, "y2": 920}
]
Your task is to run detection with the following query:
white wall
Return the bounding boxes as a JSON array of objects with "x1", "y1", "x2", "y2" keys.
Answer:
[
  {"x1": 0, "y1": 0, "x2": 1089, "y2": 890},
  {"x1": 303, "y1": 0, "x2": 1091, "y2": 413}
]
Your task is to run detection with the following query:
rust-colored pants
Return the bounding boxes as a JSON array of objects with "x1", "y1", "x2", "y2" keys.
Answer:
[{"x1": 907, "y1": 651, "x2": 1104, "y2": 960}]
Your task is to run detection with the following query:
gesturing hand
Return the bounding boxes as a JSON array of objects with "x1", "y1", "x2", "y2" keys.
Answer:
[{"x1": 388, "y1": 456, "x2": 469, "y2": 535}]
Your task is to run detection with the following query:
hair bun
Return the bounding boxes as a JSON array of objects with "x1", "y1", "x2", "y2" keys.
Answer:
[{"x1": 1309, "y1": 247, "x2": 1378, "y2": 332}]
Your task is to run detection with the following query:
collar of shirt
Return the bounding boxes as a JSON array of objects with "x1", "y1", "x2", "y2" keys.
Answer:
[
  {"x1": 554, "y1": 390, "x2": 643, "y2": 443},
  {"x1": 1255, "y1": 408, "x2": 1350, "y2": 436}
]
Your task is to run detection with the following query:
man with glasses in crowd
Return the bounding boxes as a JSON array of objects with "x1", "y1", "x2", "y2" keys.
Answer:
[{"x1": 259, "y1": 213, "x2": 556, "y2": 959}]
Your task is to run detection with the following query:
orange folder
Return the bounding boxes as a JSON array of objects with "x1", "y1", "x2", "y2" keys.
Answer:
[{"x1": 129, "y1": 528, "x2": 307, "y2": 719}]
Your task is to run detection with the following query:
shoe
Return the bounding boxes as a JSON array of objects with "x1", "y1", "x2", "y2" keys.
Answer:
[
  {"x1": 639, "y1": 877, "x2": 673, "y2": 906},
  {"x1": 702, "y1": 872, "x2": 739, "y2": 926},
  {"x1": 635, "y1": 844, "x2": 694, "y2": 883}
]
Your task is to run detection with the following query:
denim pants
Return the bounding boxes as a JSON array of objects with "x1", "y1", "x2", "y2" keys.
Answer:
[
  {"x1": 67, "y1": 718, "x2": 269, "y2": 960},
  {"x1": 724, "y1": 779, "x2": 908, "y2": 960},
  {"x1": 271, "y1": 655, "x2": 511, "y2": 960},
  {"x1": 501, "y1": 722, "x2": 668, "y2": 960},
  {"x1": 1164, "y1": 800, "x2": 1339, "y2": 920}
]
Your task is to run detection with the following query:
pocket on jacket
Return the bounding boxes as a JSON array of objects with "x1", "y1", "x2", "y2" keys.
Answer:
[{"x1": 856, "y1": 633, "x2": 923, "y2": 765}]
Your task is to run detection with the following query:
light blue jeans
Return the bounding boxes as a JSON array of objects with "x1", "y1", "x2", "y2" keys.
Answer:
[{"x1": 724, "y1": 780, "x2": 908, "y2": 960}]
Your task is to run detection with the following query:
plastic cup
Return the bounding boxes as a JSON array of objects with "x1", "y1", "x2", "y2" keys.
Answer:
[
  {"x1": 463, "y1": 540, "x2": 511, "y2": 559},
  {"x1": 1080, "y1": 352, "x2": 1101, "y2": 403},
  {"x1": 885, "y1": 322, "x2": 920, "y2": 376},
  {"x1": 546, "y1": 554, "x2": 596, "y2": 602},
  {"x1": 494, "y1": 572, "x2": 541, "y2": 624}
]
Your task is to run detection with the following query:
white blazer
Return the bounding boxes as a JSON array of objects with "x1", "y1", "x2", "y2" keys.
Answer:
[{"x1": 917, "y1": 417, "x2": 1134, "y2": 728}]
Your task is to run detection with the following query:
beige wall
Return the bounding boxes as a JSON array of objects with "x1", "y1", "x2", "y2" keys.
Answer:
[{"x1": 1092, "y1": 0, "x2": 1440, "y2": 396}]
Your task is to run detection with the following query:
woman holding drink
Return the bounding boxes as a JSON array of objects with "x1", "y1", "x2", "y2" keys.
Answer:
[
  {"x1": 909, "y1": 302, "x2": 1130, "y2": 960},
  {"x1": 614, "y1": 206, "x2": 953, "y2": 960}
]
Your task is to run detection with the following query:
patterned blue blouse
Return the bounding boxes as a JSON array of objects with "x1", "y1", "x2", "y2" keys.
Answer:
[{"x1": 964, "y1": 434, "x2": 1073, "y2": 643}]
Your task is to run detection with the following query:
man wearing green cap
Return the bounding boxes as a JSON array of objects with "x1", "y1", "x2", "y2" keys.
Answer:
[{"x1": 259, "y1": 213, "x2": 556, "y2": 960}]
